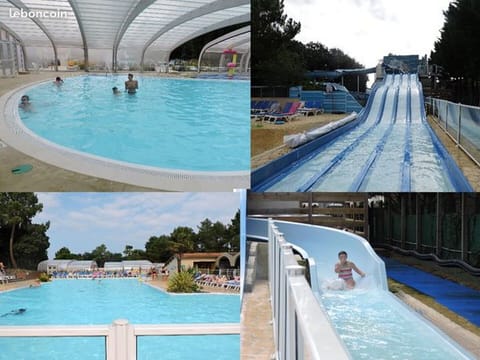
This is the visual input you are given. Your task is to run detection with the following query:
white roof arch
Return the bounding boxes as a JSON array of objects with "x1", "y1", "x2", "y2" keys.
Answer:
[{"x1": 0, "y1": 0, "x2": 249, "y2": 70}]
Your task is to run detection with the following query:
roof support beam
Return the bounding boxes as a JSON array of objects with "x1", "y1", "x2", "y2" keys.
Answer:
[
  {"x1": 112, "y1": 0, "x2": 156, "y2": 72},
  {"x1": 139, "y1": 0, "x2": 249, "y2": 69},
  {"x1": 197, "y1": 26, "x2": 250, "y2": 72},
  {"x1": 7, "y1": 0, "x2": 59, "y2": 71},
  {"x1": 165, "y1": 14, "x2": 250, "y2": 65},
  {"x1": 67, "y1": 0, "x2": 89, "y2": 72}
]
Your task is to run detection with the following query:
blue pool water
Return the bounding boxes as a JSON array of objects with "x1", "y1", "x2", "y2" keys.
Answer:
[
  {"x1": 320, "y1": 289, "x2": 472, "y2": 360},
  {"x1": 19, "y1": 75, "x2": 250, "y2": 171},
  {"x1": 0, "y1": 280, "x2": 239, "y2": 359}
]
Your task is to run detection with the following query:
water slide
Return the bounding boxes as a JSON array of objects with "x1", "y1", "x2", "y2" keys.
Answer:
[
  {"x1": 246, "y1": 218, "x2": 475, "y2": 359},
  {"x1": 252, "y1": 74, "x2": 473, "y2": 192}
]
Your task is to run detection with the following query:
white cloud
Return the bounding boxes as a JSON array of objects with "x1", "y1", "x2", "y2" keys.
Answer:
[
  {"x1": 285, "y1": 0, "x2": 452, "y2": 69},
  {"x1": 34, "y1": 192, "x2": 240, "y2": 258}
]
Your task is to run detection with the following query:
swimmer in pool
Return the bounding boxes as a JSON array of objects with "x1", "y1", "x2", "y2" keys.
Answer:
[
  {"x1": 112, "y1": 86, "x2": 121, "y2": 95},
  {"x1": 1, "y1": 308, "x2": 26, "y2": 317},
  {"x1": 54, "y1": 76, "x2": 64, "y2": 85},
  {"x1": 125, "y1": 73, "x2": 138, "y2": 94},
  {"x1": 334, "y1": 251, "x2": 365, "y2": 289},
  {"x1": 19, "y1": 95, "x2": 32, "y2": 111}
]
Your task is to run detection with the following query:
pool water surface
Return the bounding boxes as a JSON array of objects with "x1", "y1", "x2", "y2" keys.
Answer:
[
  {"x1": 0, "y1": 280, "x2": 239, "y2": 359},
  {"x1": 18, "y1": 75, "x2": 250, "y2": 172}
]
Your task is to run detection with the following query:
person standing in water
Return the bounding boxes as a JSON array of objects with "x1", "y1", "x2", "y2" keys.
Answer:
[
  {"x1": 125, "y1": 73, "x2": 138, "y2": 94},
  {"x1": 335, "y1": 250, "x2": 365, "y2": 289}
]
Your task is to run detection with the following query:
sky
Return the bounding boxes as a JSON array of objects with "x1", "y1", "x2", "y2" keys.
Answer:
[
  {"x1": 34, "y1": 192, "x2": 241, "y2": 259},
  {"x1": 284, "y1": 0, "x2": 453, "y2": 71}
]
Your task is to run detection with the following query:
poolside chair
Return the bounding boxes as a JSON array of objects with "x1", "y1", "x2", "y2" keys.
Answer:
[
  {"x1": 251, "y1": 101, "x2": 281, "y2": 121},
  {"x1": 261, "y1": 102, "x2": 293, "y2": 122},
  {"x1": 264, "y1": 102, "x2": 302, "y2": 123},
  {"x1": 298, "y1": 101, "x2": 323, "y2": 116}
]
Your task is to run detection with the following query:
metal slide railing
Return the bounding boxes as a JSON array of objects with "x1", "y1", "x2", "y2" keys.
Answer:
[
  {"x1": 0, "y1": 321, "x2": 240, "y2": 360},
  {"x1": 267, "y1": 219, "x2": 350, "y2": 360}
]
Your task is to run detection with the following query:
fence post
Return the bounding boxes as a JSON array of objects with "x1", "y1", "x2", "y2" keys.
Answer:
[
  {"x1": 106, "y1": 319, "x2": 136, "y2": 360},
  {"x1": 445, "y1": 101, "x2": 448, "y2": 131},
  {"x1": 457, "y1": 103, "x2": 462, "y2": 145}
]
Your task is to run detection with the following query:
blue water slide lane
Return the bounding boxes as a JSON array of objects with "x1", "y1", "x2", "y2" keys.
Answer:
[
  {"x1": 349, "y1": 86, "x2": 400, "y2": 191},
  {"x1": 253, "y1": 74, "x2": 473, "y2": 192},
  {"x1": 401, "y1": 79, "x2": 412, "y2": 191},
  {"x1": 252, "y1": 82, "x2": 383, "y2": 192},
  {"x1": 296, "y1": 86, "x2": 389, "y2": 192},
  {"x1": 252, "y1": 117, "x2": 361, "y2": 192},
  {"x1": 251, "y1": 78, "x2": 387, "y2": 192}
]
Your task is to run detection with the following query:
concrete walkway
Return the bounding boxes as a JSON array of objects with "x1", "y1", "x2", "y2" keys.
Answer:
[{"x1": 241, "y1": 280, "x2": 275, "y2": 360}]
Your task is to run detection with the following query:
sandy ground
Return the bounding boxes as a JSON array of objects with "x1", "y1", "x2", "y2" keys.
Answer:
[{"x1": 251, "y1": 113, "x2": 345, "y2": 169}]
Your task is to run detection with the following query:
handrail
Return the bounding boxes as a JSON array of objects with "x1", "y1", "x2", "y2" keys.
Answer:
[{"x1": 268, "y1": 219, "x2": 350, "y2": 360}]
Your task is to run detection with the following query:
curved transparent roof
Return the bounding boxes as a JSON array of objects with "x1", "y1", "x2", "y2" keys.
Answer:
[
  {"x1": 0, "y1": 0, "x2": 249, "y2": 66},
  {"x1": 202, "y1": 26, "x2": 250, "y2": 54}
]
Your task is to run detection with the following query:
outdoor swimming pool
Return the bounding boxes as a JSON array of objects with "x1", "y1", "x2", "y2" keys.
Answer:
[
  {"x1": 17, "y1": 75, "x2": 249, "y2": 172},
  {"x1": 0, "y1": 280, "x2": 240, "y2": 359}
]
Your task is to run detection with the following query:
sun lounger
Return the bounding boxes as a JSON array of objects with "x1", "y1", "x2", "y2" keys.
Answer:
[
  {"x1": 264, "y1": 102, "x2": 302, "y2": 123},
  {"x1": 298, "y1": 100, "x2": 323, "y2": 116}
]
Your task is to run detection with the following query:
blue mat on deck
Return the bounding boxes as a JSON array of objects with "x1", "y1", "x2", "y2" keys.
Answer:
[{"x1": 383, "y1": 257, "x2": 480, "y2": 328}]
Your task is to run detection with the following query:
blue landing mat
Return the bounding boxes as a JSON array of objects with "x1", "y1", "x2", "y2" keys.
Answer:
[{"x1": 383, "y1": 257, "x2": 480, "y2": 328}]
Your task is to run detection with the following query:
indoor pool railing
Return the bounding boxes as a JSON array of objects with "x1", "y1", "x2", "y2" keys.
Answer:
[
  {"x1": 0, "y1": 321, "x2": 240, "y2": 360},
  {"x1": 268, "y1": 220, "x2": 350, "y2": 360}
]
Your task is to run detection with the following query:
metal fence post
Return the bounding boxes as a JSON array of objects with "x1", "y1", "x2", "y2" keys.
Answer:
[
  {"x1": 457, "y1": 103, "x2": 462, "y2": 145},
  {"x1": 445, "y1": 101, "x2": 448, "y2": 131}
]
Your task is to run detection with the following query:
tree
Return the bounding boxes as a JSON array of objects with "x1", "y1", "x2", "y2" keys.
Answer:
[
  {"x1": 430, "y1": 0, "x2": 480, "y2": 104},
  {"x1": 252, "y1": 0, "x2": 304, "y2": 86},
  {"x1": 0, "y1": 193, "x2": 45, "y2": 269},
  {"x1": 169, "y1": 226, "x2": 195, "y2": 272},
  {"x1": 11, "y1": 222, "x2": 49, "y2": 269},
  {"x1": 91, "y1": 244, "x2": 111, "y2": 268},
  {"x1": 55, "y1": 247, "x2": 78, "y2": 260},
  {"x1": 123, "y1": 245, "x2": 133, "y2": 258},
  {"x1": 145, "y1": 235, "x2": 174, "y2": 263},
  {"x1": 226, "y1": 210, "x2": 240, "y2": 252}
]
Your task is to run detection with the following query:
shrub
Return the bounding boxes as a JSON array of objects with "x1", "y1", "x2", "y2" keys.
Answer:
[
  {"x1": 167, "y1": 271, "x2": 199, "y2": 293},
  {"x1": 38, "y1": 273, "x2": 50, "y2": 282}
]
